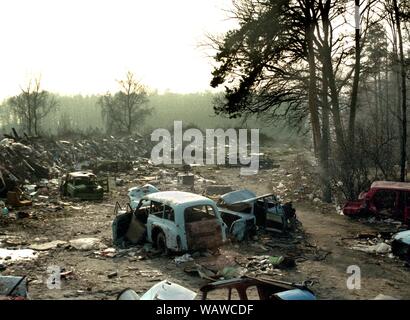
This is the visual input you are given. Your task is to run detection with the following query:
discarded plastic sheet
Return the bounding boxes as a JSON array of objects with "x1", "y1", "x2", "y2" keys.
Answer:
[
  {"x1": 0, "y1": 249, "x2": 38, "y2": 263},
  {"x1": 69, "y1": 238, "x2": 105, "y2": 250},
  {"x1": 29, "y1": 240, "x2": 67, "y2": 251},
  {"x1": 174, "y1": 254, "x2": 194, "y2": 264},
  {"x1": 351, "y1": 242, "x2": 391, "y2": 254},
  {"x1": 139, "y1": 280, "x2": 196, "y2": 300}
]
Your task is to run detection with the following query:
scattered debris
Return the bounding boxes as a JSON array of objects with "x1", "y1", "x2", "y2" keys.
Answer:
[
  {"x1": 0, "y1": 249, "x2": 38, "y2": 264},
  {"x1": 203, "y1": 185, "x2": 233, "y2": 197},
  {"x1": 177, "y1": 174, "x2": 195, "y2": 187},
  {"x1": 107, "y1": 271, "x2": 118, "y2": 279},
  {"x1": 69, "y1": 238, "x2": 105, "y2": 251},
  {"x1": 374, "y1": 294, "x2": 399, "y2": 300},
  {"x1": 351, "y1": 242, "x2": 391, "y2": 254},
  {"x1": 174, "y1": 253, "x2": 194, "y2": 264},
  {"x1": 29, "y1": 240, "x2": 67, "y2": 251},
  {"x1": 391, "y1": 230, "x2": 410, "y2": 261},
  {"x1": 60, "y1": 171, "x2": 104, "y2": 200},
  {"x1": 118, "y1": 280, "x2": 196, "y2": 300}
]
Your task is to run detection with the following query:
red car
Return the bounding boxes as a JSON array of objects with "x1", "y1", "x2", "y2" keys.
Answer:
[{"x1": 343, "y1": 181, "x2": 410, "y2": 224}]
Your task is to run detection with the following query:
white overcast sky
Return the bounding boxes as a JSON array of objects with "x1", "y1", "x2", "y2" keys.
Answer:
[{"x1": 0, "y1": 0, "x2": 237, "y2": 100}]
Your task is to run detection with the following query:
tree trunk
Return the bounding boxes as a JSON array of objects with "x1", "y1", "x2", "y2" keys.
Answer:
[
  {"x1": 34, "y1": 114, "x2": 38, "y2": 136},
  {"x1": 393, "y1": 0, "x2": 407, "y2": 181},
  {"x1": 348, "y1": 0, "x2": 361, "y2": 148},
  {"x1": 320, "y1": 63, "x2": 332, "y2": 203},
  {"x1": 306, "y1": 21, "x2": 321, "y2": 157},
  {"x1": 320, "y1": 7, "x2": 346, "y2": 151}
]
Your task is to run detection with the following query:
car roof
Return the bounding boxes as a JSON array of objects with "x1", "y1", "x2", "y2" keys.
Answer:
[
  {"x1": 371, "y1": 181, "x2": 410, "y2": 191},
  {"x1": 219, "y1": 189, "x2": 277, "y2": 205},
  {"x1": 219, "y1": 189, "x2": 256, "y2": 205},
  {"x1": 68, "y1": 171, "x2": 96, "y2": 178},
  {"x1": 143, "y1": 191, "x2": 215, "y2": 207}
]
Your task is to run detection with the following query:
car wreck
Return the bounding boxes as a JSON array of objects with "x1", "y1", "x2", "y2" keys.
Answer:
[
  {"x1": 199, "y1": 276, "x2": 316, "y2": 300},
  {"x1": 391, "y1": 230, "x2": 410, "y2": 261},
  {"x1": 128, "y1": 184, "x2": 159, "y2": 209},
  {"x1": 60, "y1": 171, "x2": 104, "y2": 200},
  {"x1": 0, "y1": 276, "x2": 28, "y2": 300},
  {"x1": 217, "y1": 189, "x2": 297, "y2": 240},
  {"x1": 343, "y1": 181, "x2": 410, "y2": 224},
  {"x1": 113, "y1": 191, "x2": 227, "y2": 252},
  {"x1": 117, "y1": 276, "x2": 316, "y2": 300},
  {"x1": 117, "y1": 280, "x2": 197, "y2": 300}
]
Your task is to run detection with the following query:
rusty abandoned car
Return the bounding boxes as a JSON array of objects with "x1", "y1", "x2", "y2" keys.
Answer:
[
  {"x1": 391, "y1": 230, "x2": 410, "y2": 261},
  {"x1": 60, "y1": 171, "x2": 104, "y2": 200},
  {"x1": 117, "y1": 276, "x2": 316, "y2": 300},
  {"x1": 113, "y1": 191, "x2": 227, "y2": 252},
  {"x1": 343, "y1": 181, "x2": 410, "y2": 225},
  {"x1": 217, "y1": 189, "x2": 297, "y2": 240},
  {"x1": 0, "y1": 276, "x2": 28, "y2": 300}
]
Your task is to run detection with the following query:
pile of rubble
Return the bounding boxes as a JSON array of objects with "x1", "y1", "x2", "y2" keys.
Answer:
[{"x1": 0, "y1": 130, "x2": 153, "y2": 197}]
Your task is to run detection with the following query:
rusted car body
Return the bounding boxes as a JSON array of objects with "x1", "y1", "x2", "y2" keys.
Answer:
[
  {"x1": 133, "y1": 191, "x2": 227, "y2": 252},
  {"x1": 118, "y1": 280, "x2": 197, "y2": 300},
  {"x1": 199, "y1": 276, "x2": 316, "y2": 300},
  {"x1": 343, "y1": 181, "x2": 410, "y2": 224},
  {"x1": 117, "y1": 276, "x2": 316, "y2": 300},
  {"x1": 60, "y1": 171, "x2": 104, "y2": 200},
  {"x1": 112, "y1": 202, "x2": 147, "y2": 246},
  {"x1": 218, "y1": 207, "x2": 256, "y2": 241},
  {"x1": 0, "y1": 276, "x2": 28, "y2": 300},
  {"x1": 217, "y1": 190, "x2": 296, "y2": 239},
  {"x1": 128, "y1": 184, "x2": 159, "y2": 209},
  {"x1": 391, "y1": 230, "x2": 410, "y2": 260}
]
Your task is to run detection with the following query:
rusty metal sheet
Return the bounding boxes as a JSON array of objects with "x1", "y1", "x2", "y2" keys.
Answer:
[{"x1": 185, "y1": 220, "x2": 223, "y2": 250}]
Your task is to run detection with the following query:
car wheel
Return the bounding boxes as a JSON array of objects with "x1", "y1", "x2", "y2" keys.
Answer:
[{"x1": 156, "y1": 231, "x2": 169, "y2": 255}]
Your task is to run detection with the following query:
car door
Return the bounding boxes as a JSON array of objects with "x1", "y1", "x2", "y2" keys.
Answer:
[
  {"x1": 403, "y1": 192, "x2": 410, "y2": 224},
  {"x1": 371, "y1": 189, "x2": 398, "y2": 218}
]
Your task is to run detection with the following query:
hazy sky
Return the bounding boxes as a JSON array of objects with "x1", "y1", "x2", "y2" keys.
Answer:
[{"x1": 0, "y1": 0, "x2": 237, "y2": 100}]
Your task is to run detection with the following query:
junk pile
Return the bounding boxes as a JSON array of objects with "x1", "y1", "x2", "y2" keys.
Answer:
[
  {"x1": 343, "y1": 230, "x2": 410, "y2": 266},
  {"x1": 117, "y1": 276, "x2": 317, "y2": 300},
  {"x1": 0, "y1": 130, "x2": 153, "y2": 198},
  {"x1": 391, "y1": 230, "x2": 410, "y2": 262},
  {"x1": 342, "y1": 232, "x2": 394, "y2": 256}
]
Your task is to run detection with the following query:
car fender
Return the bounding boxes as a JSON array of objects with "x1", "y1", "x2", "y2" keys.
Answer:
[{"x1": 149, "y1": 220, "x2": 180, "y2": 251}]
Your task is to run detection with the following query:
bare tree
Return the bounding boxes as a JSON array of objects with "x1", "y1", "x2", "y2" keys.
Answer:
[
  {"x1": 8, "y1": 77, "x2": 58, "y2": 136},
  {"x1": 99, "y1": 71, "x2": 151, "y2": 135},
  {"x1": 392, "y1": 0, "x2": 408, "y2": 181}
]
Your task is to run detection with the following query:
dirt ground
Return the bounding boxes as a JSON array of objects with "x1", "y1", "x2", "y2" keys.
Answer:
[{"x1": 1, "y1": 145, "x2": 409, "y2": 300}]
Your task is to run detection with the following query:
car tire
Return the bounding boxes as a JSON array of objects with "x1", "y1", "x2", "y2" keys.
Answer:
[{"x1": 156, "y1": 231, "x2": 169, "y2": 255}]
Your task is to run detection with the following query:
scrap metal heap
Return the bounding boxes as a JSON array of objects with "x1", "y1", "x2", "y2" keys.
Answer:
[{"x1": 0, "y1": 129, "x2": 153, "y2": 198}]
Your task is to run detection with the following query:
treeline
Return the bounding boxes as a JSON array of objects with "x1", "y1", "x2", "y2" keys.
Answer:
[
  {"x1": 209, "y1": 0, "x2": 410, "y2": 200},
  {"x1": 0, "y1": 89, "x2": 297, "y2": 141}
]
